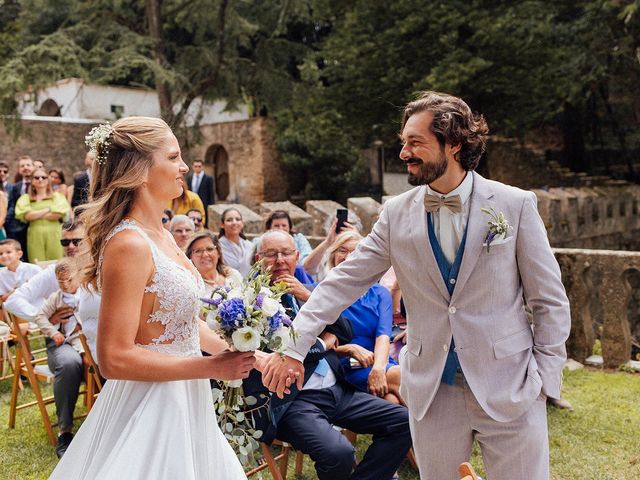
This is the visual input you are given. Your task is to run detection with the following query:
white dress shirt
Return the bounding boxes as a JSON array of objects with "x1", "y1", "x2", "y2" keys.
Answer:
[
  {"x1": 426, "y1": 172, "x2": 474, "y2": 264},
  {"x1": 0, "y1": 262, "x2": 43, "y2": 296},
  {"x1": 5, "y1": 264, "x2": 58, "y2": 321},
  {"x1": 191, "y1": 172, "x2": 203, "y2": 192}
]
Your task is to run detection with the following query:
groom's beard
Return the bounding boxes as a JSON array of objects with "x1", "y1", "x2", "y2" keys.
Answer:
[{"x1": 406, "y1": 152, "x2": 448, "y2": 186}]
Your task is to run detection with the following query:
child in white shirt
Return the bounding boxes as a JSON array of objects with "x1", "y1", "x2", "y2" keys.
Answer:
[
  {"x1": 0, "y1": 239, "x2": 42, "y2": 302},
  {"x1": 34, "y1": 258, "x2": 83, "y2": 353}
]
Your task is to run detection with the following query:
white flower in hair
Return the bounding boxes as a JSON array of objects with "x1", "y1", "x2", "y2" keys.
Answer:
[{"x1": 85, "y1": 123, "x2": 114, "y2": 164}]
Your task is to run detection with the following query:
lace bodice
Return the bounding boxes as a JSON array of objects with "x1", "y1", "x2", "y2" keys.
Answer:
[{"x1": 100, "y1": 219, "x2": 205, "y2": 357}]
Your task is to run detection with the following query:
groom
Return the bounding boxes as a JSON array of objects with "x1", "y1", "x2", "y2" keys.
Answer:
[{"x1": 263, "y1": 91, "x2": 571, "y2": 479}]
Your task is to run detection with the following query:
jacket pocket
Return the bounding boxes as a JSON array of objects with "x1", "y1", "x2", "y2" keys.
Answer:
[
  {"x1": 493, "y1": 327, "x2": 533, "y2": 359},
  {"x1": 407, "y1": 335, "x2": 422, "y2": 357}
]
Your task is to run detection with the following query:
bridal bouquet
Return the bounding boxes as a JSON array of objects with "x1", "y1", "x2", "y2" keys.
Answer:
[{"x1": 201, "y1": 261, "x2": 296, "y2": 465}]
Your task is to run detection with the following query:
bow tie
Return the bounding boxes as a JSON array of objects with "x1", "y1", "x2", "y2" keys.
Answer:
[{"x1": 423, "y1": 193, "x2": 463, "y2": 214}]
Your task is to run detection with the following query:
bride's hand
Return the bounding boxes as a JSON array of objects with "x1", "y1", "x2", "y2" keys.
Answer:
[{"x1": 208, "y1": 350, "x2": 256, "y2": 380}]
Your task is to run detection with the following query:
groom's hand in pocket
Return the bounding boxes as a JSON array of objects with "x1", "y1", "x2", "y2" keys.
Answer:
[{"x1": 209, "y1": 350, "x2": 256, "y2": 380}]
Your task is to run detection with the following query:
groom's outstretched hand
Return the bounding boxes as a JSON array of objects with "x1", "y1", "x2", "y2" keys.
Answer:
[{"x1": 262, "y1": 354, "x2": 304, "y2": 399}]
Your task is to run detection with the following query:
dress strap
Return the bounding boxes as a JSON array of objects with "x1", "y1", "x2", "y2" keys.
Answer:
[{"x1": 98, "y1": 219, "x2": 160, "y2": 291}]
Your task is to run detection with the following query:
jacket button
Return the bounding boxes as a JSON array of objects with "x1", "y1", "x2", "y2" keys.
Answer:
[
  {"x1": 443, "y1": 344, "x2": 448, "y2": 352},
  {"x1": 449, "y1": 306, "x2": 456, "y2": 314}
]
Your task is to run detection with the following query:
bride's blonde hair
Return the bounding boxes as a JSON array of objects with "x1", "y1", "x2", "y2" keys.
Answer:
[{"x1": 78, "y1": 116, "x2": 172, "y2": 289}]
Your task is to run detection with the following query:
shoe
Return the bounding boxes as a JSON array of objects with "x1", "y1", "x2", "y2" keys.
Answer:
[
  {"x1": 56, "y1": 432, "x2": 73, "y2": 458},
  {"x1": 547, "y1": 396, "x2": 573, "y2": 411}
]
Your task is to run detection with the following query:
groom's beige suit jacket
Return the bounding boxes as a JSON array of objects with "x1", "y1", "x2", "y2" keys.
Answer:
[{"x1": 286, "y1": 172, "x2": 570, "y2": 423}]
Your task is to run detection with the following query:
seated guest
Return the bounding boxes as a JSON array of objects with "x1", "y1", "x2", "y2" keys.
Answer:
[
  {"x1": 162, "y1": 208, "x2": 173, "y2": 231},
  {"x1": 34, "y1": 258, "x2": 83, "y2": 354},
  {"x1": 303, "y1": 212, "x2": 360, "y2": 282},
  {"x1": 15, "y1": 167, "x2": 70, "y2": 261},
  {"x1": 166, "y1": 175, "x2": 205, "y2": 217},
  {"x1": 169, "y1": 214, "x2": 195, "y2": 250},
  {"x1": 185, "y1": 231, "x2": 242, "y2": 294},
  {"x1": 218, "y1": 207, "x2": 254, "y2": 276},
  {"x1": 0, "y1": 239, "x2": 41, "y2": 302},
  {"x1": 253, "y1": 210, "x2": 312, "y2": 262},
  {"x1": 186, "y1": 208, "x2": 205, "y2": 232},
  {"x1": 4, "y1": 220, "x2": 100, "y2": 458},
  {"x1": 246, "y1": 230, "x2": 411, "y2": 480},
  {"x1": 328, "y1": 231, "x2": 402, "y2": 405}
]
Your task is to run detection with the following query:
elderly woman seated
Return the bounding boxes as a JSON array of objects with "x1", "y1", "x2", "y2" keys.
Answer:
[
  {"x1": 328, "y1": 231, "x2": 402, "y2": 404},
  {"x1": 185, "y1": 231, "x2": 242, "y2": 294}
]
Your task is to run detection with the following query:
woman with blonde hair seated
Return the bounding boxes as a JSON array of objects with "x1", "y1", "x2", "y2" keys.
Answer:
[{"x1": 328, "y1": 230, "x2": 402, "y2": 404}]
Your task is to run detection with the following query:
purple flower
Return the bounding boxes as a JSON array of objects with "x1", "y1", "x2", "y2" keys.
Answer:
[
  {"x1": 254, "y1": 293, "x2": 265, "y2": 309},
  {"x1": 201, "y1": 296, "x2": 223, "y2": 306},
  {"x1": 268, "y1": 311, "x2": 291, "y2": 331},
  {"x1": 218, "y1": 298, "x2": 246, "y2": 331}
]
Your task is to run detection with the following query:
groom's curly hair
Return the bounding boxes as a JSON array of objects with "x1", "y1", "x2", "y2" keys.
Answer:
[{"x1": 401, "y1": 91, "x2": 489, "y2": 171}]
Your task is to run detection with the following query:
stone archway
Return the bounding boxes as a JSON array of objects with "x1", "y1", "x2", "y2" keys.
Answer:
[{"x1": 204, "y1": 144, "x2": 230, "y2": 201}]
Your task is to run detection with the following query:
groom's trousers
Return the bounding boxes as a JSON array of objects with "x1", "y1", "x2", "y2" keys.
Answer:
[
  {"x1": 276, "y1": 383, "x2": 412, "y2": 480},
  {"x1": 410, "y1": 373, "x2": 549, "y2": 480}
]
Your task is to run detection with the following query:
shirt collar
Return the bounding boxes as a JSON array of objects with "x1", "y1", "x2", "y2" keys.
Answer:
[{"x1": 426, "y1": 171, "x2": 474, "y2": 205}]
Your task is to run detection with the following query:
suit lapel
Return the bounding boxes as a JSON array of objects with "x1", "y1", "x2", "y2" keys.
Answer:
[
  {"x1": 451, "y1": 172, "x2": 495, "y2": 301},
  {"x1": 409, "y1": 186, "x2": 450, "y2": 300}
]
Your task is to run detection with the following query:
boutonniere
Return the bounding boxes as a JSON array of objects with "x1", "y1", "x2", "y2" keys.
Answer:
[{"x1": 481, "y1": 207, "x2": 512, "y2": 252}]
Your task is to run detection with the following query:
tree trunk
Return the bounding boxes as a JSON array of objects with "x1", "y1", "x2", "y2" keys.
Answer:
[
  {"x1": 562, "y1": 101, "x2": 586, "y2": 173},
  {"x1": 146, "y1": 0, "x2": 173, "y2": 121}
]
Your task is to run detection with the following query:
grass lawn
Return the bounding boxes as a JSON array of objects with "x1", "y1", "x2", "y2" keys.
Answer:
[{"x1": 1, "y1": 368, "x2": 638, "y2": 479}]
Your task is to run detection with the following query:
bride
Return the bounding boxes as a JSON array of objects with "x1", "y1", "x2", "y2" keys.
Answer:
[{"x1": 51, "y1": 117, "x2": 255, "y2": 479}]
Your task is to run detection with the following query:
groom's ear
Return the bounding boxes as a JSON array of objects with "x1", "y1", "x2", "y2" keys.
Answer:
[{"x1": 446, "y1": 143, "x2": 462, "y2": 162}]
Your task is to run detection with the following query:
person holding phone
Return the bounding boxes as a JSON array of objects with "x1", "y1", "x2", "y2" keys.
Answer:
[
  {"x1": 326, "y1": 231, "x2": 402, "y2": 405},
  {"x1": 302, "y1": 209, "x2": 361, "y2": 281}
]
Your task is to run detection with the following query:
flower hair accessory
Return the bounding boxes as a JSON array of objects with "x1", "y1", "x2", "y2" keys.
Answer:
[
  {"x1": 85, "y1": 123, "x2": 114, "y2": 165},
  {"x1": 481, "y1": 207, "x2": 512, "y2": 252}
]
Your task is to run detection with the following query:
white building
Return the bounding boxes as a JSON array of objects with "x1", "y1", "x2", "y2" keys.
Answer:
[{"x1": 19, "y1": 78, "x2": 249, "y2": 125}]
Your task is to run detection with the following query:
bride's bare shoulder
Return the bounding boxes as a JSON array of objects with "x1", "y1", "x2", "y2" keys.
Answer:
[{"x1": 102, "y1": 229, "x2": 153, "y2": 267}]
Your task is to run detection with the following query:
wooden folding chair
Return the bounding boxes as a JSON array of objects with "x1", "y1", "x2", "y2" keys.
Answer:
[
  {"x1": 4, "y1": 308, "x2": 57, "y2": 446},
  {"x1": 78, "y1": 332, "x2": 102, "y2": 411},
  {"x1": 245, "y1": 439, "x2": 291, "y2": 480}
]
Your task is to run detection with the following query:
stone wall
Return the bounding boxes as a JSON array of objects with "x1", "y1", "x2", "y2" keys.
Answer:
[
  {"x1": 554, "y1": 248, "x2": 640, "y2": 368},
  {"x1": 194, "y1": 117, "x2": 287, "y2": 206},
  {"x1": 0, "y1": 118, "x2": 98, "y2": 182}
]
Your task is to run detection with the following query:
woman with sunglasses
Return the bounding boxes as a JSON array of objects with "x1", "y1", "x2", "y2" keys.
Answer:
[
  {"x1": 185, "y1": 231, "x2": 242, "y2": 295},
  {"x1": 166, "y1": 174, "x2": 205, "y2": 217},
  {"x1": 15, "y1": 168, "x2": 70, "y2": 261}
]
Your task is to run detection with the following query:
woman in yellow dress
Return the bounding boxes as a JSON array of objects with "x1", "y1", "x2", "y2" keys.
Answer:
[
  {"x1": 166, "y1": 174, "x2": 205, "y2": 216},
  {"x1": 15, "y1": 168, "x2": 70, "y2": 261}
]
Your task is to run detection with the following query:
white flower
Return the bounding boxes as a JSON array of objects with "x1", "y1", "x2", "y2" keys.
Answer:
[
  {"x1": 243, "y1": 289, "x2": 257, "y2": 306},
  {"x1": 269, "y1": 326, "x2": 291, "y2": 353},
  {"x1": 206, "y1": 310, "x2": 220, "y2": 330},
  {"x1": 227, "y1": 287, "x2": 243, "y2": 299},
  {"x1": 232, "y1": 327, "x2": 261, "y2": 351},
  {"x1": 261, "y1": 296, "x2": 280, "y2": 317},
  {"x1": 259, "y1": 286, "x2": 274, "y2": 298}
]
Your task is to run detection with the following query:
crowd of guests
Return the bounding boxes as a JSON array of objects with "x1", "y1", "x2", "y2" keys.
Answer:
[{"x1": 0, "y1": 154, "x2": 413, "y2": 476}]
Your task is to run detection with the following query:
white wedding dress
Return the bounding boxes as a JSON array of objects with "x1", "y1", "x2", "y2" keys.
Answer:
[{"x1": 50, "y1": 220, "x2": 246, "y2": 480}]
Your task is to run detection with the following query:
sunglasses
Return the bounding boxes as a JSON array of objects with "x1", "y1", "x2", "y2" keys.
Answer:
[
  {"x1": 60, "y1": 238, "x2": 83, "y2": 247},
  {"x1": 0, "y1": 169, "x2": 8, "y2": 174},
  {"x1": 32, "y1": 175, "x2": 48, "y2": 180},
  {"x1": 190, "y1": 217, "x2": 203, "y2": 224}
]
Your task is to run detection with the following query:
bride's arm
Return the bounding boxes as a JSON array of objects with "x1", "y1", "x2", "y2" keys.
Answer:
[{"x1": 98, "y1": 231, "x2": 255, "y2": 381}]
